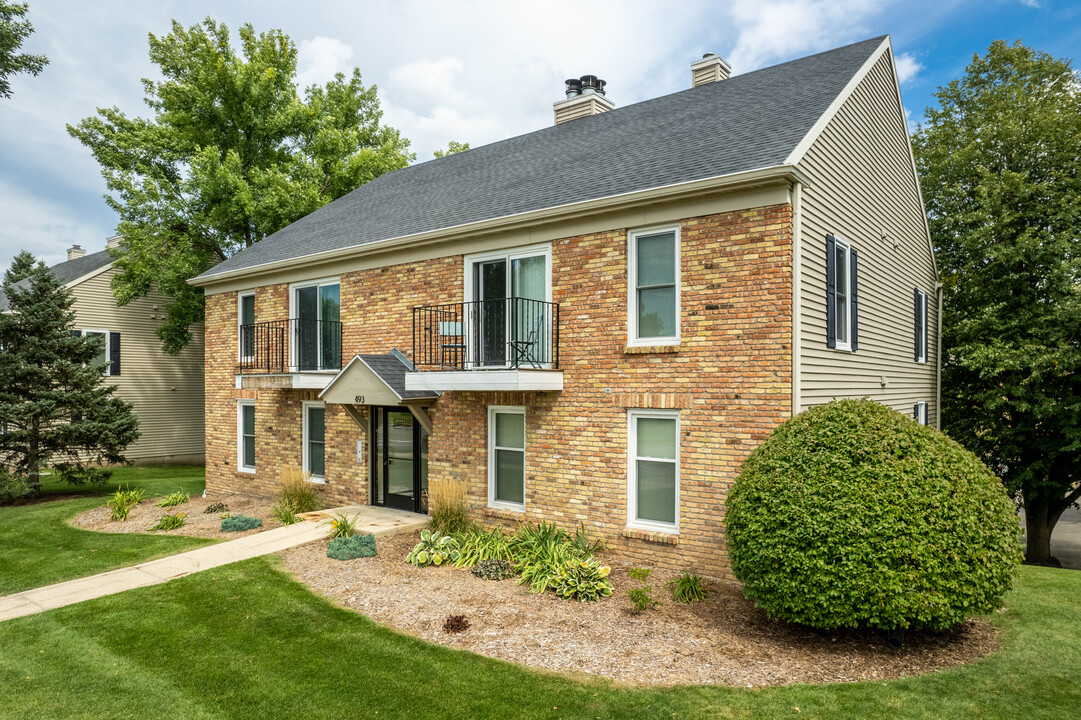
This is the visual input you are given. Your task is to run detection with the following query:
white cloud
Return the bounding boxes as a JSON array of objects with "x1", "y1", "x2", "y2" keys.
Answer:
[
  {"x1": 1018, "y1": 0, "x2": 1041, "y2": 7},
  {"x1": 296, "y1": 36, "x2": 356, "y2": 90},
  {"x1": 0, "y1": 180, "x2": 106, "y2": 267},
  {"x1": 895, "y1": 52, "x2": 924, "y2": 85}
]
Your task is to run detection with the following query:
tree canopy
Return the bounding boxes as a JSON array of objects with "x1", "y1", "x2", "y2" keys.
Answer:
[
  {"x1": 0, "y1": 1, "x2": 47, "y2": 98},
  {"x1": 911, "y1": 40, "x2": 1081, "y2": 565},
  {"x1": 0, "y1": 261, "x2": 139, "y2": 497},
  {"x1": 434, "y1": 140, "x2": 470, "y2": 158},
  {"x1": 69, "y1": 18, "x2": 414, "y2": 353}
]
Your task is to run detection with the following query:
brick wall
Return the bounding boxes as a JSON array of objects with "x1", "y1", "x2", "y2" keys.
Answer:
[{"x1": 203, "y1": 204, "x2": 793, "y2": 578}]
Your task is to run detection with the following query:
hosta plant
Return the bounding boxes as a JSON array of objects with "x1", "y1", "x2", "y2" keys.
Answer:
[
  {"x1": 548, "y1": 558, "x2": 613, "y2": 602},
  {"x1": 406, "y1": 529, "x2": 460, "y2": 567}
]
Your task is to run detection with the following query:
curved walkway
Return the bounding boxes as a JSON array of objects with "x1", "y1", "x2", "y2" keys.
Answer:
[{"x1": 0, "y1": 505, "x2": 426, "y2": 623}]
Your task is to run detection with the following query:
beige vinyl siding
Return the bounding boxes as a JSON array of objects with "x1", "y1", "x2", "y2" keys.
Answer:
[
  {"x1": 70, "y1": 267, "x2": 205, "y2": 462},
  {"x1": 797, "y1": 51, "x2": 939, "y2": 425}
]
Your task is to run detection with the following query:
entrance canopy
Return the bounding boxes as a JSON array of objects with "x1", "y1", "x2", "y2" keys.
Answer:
[{"x1": 319, "y1": 349, "x2": 439, "y2": 432}]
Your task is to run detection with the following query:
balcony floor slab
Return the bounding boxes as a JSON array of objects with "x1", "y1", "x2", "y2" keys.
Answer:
[{"x1": 404, "y1": 369, "x2": 563, "y2": 392}]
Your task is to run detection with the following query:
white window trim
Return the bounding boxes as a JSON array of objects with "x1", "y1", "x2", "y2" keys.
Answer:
[
  {"x1": 463, "y1": 244, "x2": 553, "y2": 370},
  {"x1": 302, "y1": 400, "x2": 327, "y2": 484},
  {"x1": 238, "y1": 291, "x2": 255, "y2": 362},
  {"x1": 237, "y1": 400, "x2": 256, "y2": 473},
  {"x1": 832, "y1": 235, "x2": 853, "y2": 352},
  {"x1": 288, "y1": 277, "x2": 341, "y2": 373},
  {"x1": 627, "y1": 225, "x2": 681, "y2": 347},
  {"x1": 627, "y1": 409, "x2": 680, "y2": 533},
  {"x1": 915, "y1": 287, "x2": 928, "y2": 364},
  {"x1": 83, "y1": 329, "x2": 111, "y2": 374},
  {"x1": 915, "y1": 401, "x2": 928, "y2": 426},
  {"x1": 487, "y1": 405, "x2": 526, "y2": 511}
]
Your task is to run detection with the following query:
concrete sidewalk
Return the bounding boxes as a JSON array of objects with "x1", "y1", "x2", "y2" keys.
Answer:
[{"x1": 0, "y1": 505, "x2": 427, "y2": 623}]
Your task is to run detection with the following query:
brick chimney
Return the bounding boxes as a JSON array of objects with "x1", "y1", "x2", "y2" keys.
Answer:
[
  {"x1": 691, "y1": 53, "x2": 731, "y2": 87},
  {"x1": 67, "y1": 244, "x2": 86, "y2": 261},
  {"x1": 554, "y1": 74, "x2": 614, "y2": 125}
]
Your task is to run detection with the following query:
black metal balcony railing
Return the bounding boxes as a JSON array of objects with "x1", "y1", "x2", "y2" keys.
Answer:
[
  {"x1": 413, "y1": 298, "x2": 560, "y2": 371},
  {"x1": 239, "y1": 318, "x2": 342, "y2": 374}
]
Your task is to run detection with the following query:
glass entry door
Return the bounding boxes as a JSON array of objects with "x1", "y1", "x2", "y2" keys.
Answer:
[
  {"x1": 371, "y1": 407, "x2": 429, "y2": 514},
  {"x1": 470, "y1": 249, "x2": 549, "y2": 367}
]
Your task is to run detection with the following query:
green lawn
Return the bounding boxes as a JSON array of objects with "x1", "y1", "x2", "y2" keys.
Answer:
[
  {"x1": 0, "y1": 466, "x2": 214, "y2": 595},
  {"x1": 0, "y1": 559, "x2": 1078, "y2": 719}
]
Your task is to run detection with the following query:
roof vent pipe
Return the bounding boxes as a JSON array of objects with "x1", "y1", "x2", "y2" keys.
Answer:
[
  {"x1": 580, "y1": 74, "x2": 599, "y2": 95},
  {"x1": 564, "y1": 78, "x2": 582, "y2": 99}
]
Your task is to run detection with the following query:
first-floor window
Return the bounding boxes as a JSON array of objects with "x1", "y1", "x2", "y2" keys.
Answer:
[
  {"x1": 238, "y1": 401, "x2": 255, "y2": 472},
  {"x1": 304, "y1": 402, "x2": 326, "y2": 481},
  {"x1": 488, "y1": 406, "x2": 525, "y2": 508},
  {"x1": 914, "y1": 402, "x2": 928, "y2": 426},
  {"x1": 628, "y1": 410, "x2": 679, "y2": 531}
]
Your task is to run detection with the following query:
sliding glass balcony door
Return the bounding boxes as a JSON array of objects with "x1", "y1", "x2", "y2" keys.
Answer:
[
  {"x1": 294, "y1": 282, "x2": 340, "y2": 371},
  {"x1": 469, "y1": 247, "x2": 549, "y2": 369}
]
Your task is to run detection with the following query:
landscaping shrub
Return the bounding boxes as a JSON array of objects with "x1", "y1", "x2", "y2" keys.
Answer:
[
  {"x1": 725, "y1": 398, "x2": 1022, "y2": 631},
  {"x1": 326, "y1": 512, "x2": 359, "y2": 538},
  {"x1": 151, "y1": 512, "x2": 187, "y2": 531},
  {"x1": 155, "y1": 489, "x2": 190, "y2": 508},
  {"x1": 428, "y1": 478, "x2": 470, "y2": 535},
  {"x1": 203, "y1": 502, "x2": 228, "y2": 514},
  {"x1": 278, "y1": 465, "x2": 321, "y2": 514},
  {"x1": 626, "y1": 567, "x2": 661, "y2": 613},
  {"x1": 453, "y1": 525, "x2": 512, "y2": 567},
  {"x1": 548, "y1": 557, "x2": 613, "y2": 602},
  {"x1": 442, "y1": 614, "x2": 471, "y2": 634},
  {"x1": 221, "y1": 514, "x2": 263, "y2": 533},
  {"x1": 471, "y1": 558, "x2": 515, "y2": 581},
  {"x1": 406, "y1": 529, "x2": 461, "y2": 567},
  {"x1": 272, "y1": 498, "x2": 299, "y2": 525},
  {"x1": 327, "y1": 533, "x2": 377, "y2": 561},
  {"x1": 107, "y1": 485, "x2": 146, "y2": 522},
  {"x1": 668, "y1": 572, "x2": 709, "y2": 604},
  {"x1": 0, "y1": 469, "x2": 32, "y2": 504}
]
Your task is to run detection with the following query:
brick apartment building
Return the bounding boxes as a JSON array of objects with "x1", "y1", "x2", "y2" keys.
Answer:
[{"x1": 190, "y1": 36, "x2": 939, "y2": 577}]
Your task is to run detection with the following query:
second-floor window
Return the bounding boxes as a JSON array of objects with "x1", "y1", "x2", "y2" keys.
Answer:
[
  {"x1": 238, "y1": 292, "x2": 255, "y2": 361},
  {"x1": 629, "y1": 226, "x2": 680, "y2": 345},
  {"x1": 826, "y1": 234, "x2": 858, "y2": 351},
  {"x1": 914, "y1": 288, "x2": 928, "y2": 363},
  {"x1": 77, "y1": 329, "x2": 121, "y2": 376},
  {"x1": 291, "y1": 279, "x2": 341, "y2": 371}
]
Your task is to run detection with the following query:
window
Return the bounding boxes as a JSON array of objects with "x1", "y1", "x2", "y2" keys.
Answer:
[
  {"x1": 629, "y1": 226, "x2": 680, "y2": 345},
  {"x1": 628, "y1": 410, "x2": 679, "y2": 532},
  {"x1": 238, "y1": 292, "x2": 255, "y2": 361},
  {"x1": 914, "y1": 288, "x2": 928, "y2": 363},
  {"x1": 464, "y1": 245, "x2": 552, "y2": 368},
  {"x1": 303, "y1": 402, "x2": 326, "y2": 481},
  {"x1": 913, "y1": 402, "x2": 928, "y2": 426},
  {"x1": 291, "y1": 279, "x2": 341, "y2": 371},
  {"x1": 238, "y1": 401, "x2": 255, "y2": 472},
  {"x1": 826, "y1": 235, "x2": 858, "y2": 352},
  {"x1": 488, "y1": 406, "x2": 525, "y2": 508},
  {"x1": 82, "y1": 329, "x2": 121, "y2": 376}
]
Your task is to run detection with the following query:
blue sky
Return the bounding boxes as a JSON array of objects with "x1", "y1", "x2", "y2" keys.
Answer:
[{"x1": 1, "y1": 0, "x2": 1077, "y2": 270}]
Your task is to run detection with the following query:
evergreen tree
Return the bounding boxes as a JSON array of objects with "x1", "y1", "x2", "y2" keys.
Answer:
[
  {"x1": 912, "y1": 41, "x2": 1081, "y2": 565},
  {"x1": 0, "y1": 262, "x2": 139, "y2": 496},
  {"x1": 3, "y1": 249, "x2": 39, "y2": 286}
]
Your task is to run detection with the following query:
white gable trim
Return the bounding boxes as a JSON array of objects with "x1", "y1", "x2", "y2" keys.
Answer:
[
  {"x1": 783, "y1": 37, "x2": 891, "y2": 167},
  {"x1": 63, "y1": 260, "x2": 116, "y2": 289}
]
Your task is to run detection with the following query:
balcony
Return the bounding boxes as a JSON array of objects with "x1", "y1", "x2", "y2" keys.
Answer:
[
  {"x1": 238, "y1": 318, "x2": 342, "y2": 389},
  {"x1": 405, "y1": 298, "x2": 563, "y2": 392}
]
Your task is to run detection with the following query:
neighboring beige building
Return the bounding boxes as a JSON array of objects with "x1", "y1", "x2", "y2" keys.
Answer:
[{"x1": 3, "y1": 239, "x2": 205, "y2": 464}]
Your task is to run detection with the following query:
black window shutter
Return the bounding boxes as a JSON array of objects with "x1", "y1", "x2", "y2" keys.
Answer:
[
  {"x1": 70, "y1": 330, "x2": 81, "y2": 338},
  {"x1": 826, "y1": 235, "x2": 836, "y2": 348},
  {"x1": 850, "y1": 248, "x2": 859, "y2": 352},
  {"x1": 109, "y1": 332, "x2": 121, "y2": 376},
  {"x1": 913, "y1": 403, "x2": 919, "y2": 420},
  {"x1": 913, "y1": 289, "x2": 922, "y2": 362}
]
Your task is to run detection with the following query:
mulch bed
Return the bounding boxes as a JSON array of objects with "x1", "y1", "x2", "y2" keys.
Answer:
[
  {"x1": 70, "y1": 492, "x2": 281, "y2": 539},
  {"x1": 278, "y1": 531, "x2": 1000, "y2": 687}
]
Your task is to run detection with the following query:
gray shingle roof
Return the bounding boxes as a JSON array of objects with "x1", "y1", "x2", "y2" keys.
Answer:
[
  {"x1": 0, "y1": 249, "x2": 114, "y2": 311},
  {"x1": 360, "y1": 351, "x2": 440, "y2": 400},
  {"x1": 195, "y1": 36, "x2": 886, "y2": 281}
]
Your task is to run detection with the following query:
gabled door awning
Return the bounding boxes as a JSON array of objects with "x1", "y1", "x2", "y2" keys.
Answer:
[{"x1": 319, "y1": 349, "x2": 439, "y2": 433}]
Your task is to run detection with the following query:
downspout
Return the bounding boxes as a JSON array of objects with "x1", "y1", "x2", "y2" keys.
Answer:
[
  {"x1": 791, "y1": 182, "x2": 802, "y2": 417},
  {"x1": 936, "y1": 281, "x2": 943, "y2": 430}
]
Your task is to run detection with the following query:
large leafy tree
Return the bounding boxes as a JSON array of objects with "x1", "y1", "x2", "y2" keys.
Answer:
[
  {"x1": 0, "y1": 261, "x2": 140, "y2": 497},
  {"x1": 912, "y1": 40, "x2": 1081, "y2": 566},
  {"x1": 0, "y1": 1, "x2": 47, "y2": 98},
  {"x1": 69, "y1": 18, "x2": 413, "y2": 353}
]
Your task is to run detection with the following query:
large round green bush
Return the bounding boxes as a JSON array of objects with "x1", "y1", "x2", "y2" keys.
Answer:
[{"x1": 725, "y1": 398, "x2": 1021, "y2": 631}]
